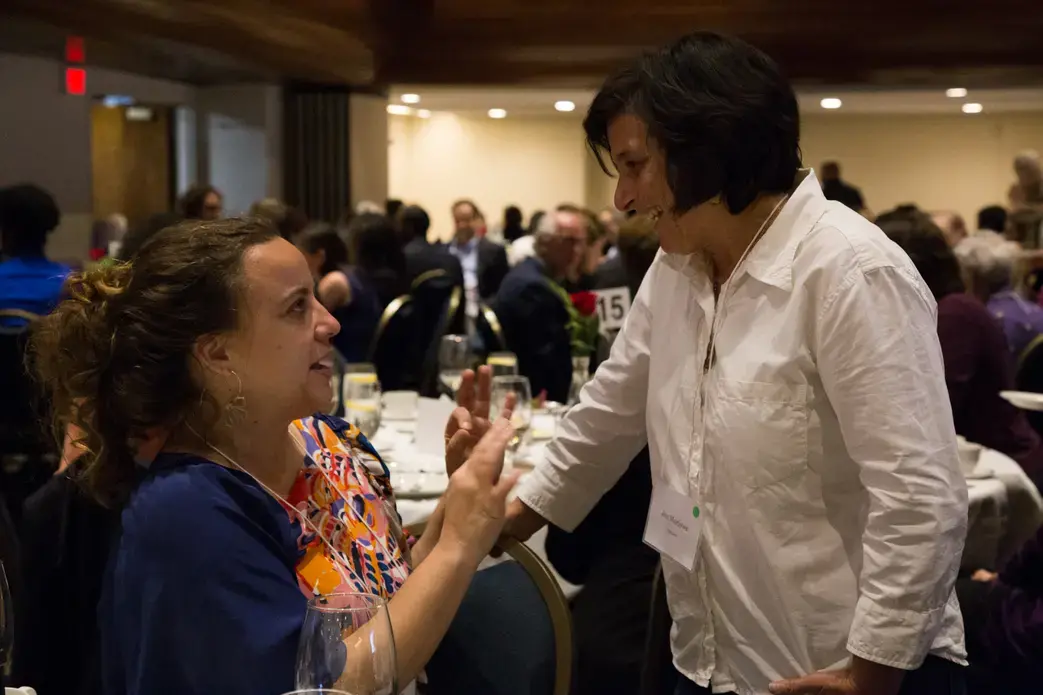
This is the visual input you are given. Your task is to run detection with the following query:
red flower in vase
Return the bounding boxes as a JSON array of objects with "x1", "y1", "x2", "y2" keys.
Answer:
[{"x1": 570, "y1": 291, "x2": 598, "y2": 317}]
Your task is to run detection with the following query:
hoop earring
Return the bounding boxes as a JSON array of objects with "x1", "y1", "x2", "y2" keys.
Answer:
[{"x1": 223, "y1": 370, "x2": 247, "y2": 426}]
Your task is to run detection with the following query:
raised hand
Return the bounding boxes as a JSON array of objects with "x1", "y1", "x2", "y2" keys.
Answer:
[
  {"x1": 444, "y1": 365, "x2": 517, "y2": 476},
  {"x1": 439, "y1": 416, "x2": 522, "y2": 566}
]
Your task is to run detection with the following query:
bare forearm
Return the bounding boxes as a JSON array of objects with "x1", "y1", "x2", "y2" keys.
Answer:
[
  {"x1": 409, "y1": 500, "x2": 445, "y2": 566},
  {"x1": 340, "y1": 542, "x2": 477, "y2": 688}
]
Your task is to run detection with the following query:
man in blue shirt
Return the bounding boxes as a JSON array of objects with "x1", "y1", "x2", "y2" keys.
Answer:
[{"x1": 0, "y1": 184, "x2": 69, "y2": 327}]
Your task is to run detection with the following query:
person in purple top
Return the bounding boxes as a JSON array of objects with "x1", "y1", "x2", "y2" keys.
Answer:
[
  {"x1": 878, "y1": 207, "x2": 1043, "y2": 490},
  {"x1": 955, "y1": 233, "x2": 1043, "y2": 361}
]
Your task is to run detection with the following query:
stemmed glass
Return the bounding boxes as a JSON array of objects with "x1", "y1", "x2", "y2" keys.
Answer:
[
  {"x1": 490, "y1": 375, "x2": 533, "y2": 457},
  {"x1": 438, "y1": 335, "x2": 470, "y2": 395},
  {"x1": 344, "y1": 373, "x2": 382, "y2": 438},
  {"x1": 486, "y1": 352, "x2": 518, "y2": 378},
  {"x1": 295, "y1": 593, "x2": 397, "y2": 695}
]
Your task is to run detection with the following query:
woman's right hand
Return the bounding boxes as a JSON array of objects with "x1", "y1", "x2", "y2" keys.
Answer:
[{"x1": 438, "y1": 416, "x2": 522, "y2": 567}]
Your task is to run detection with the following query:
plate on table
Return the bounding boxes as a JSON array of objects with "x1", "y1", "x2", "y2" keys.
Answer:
[
  {"x1": 393, "y1": 472, "x2": 448, "y2": 500},
  {"x1": 1000, "y1": 391, "x2": 1043, "y2": 411}
]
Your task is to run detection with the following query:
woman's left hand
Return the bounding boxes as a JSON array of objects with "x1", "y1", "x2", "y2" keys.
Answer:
[
  {"x1": 769, "y1": 658, "x2": 904, "y2": 695},
  {"x1": 444, "y1": 366, "x2": 516, "y2": 476}
]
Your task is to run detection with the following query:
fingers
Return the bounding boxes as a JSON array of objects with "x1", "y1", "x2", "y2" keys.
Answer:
[
  {"x1": 498, "y1": 391, "x2": 517, "y2": 423},
  {"x1": 473, "y1": 365, "x2": 492, "y2": 420},
  {"x1": 464, "y1": 417, "x2": 515, "y2": 476},
  {"x1": 445, "y1": 430, "x2": 476, "y2": 475},
  {"x1": 493, "y1": 468, "x2": 523, "y2": 499},
  {"x1": 445, "y1": 406, "x2": 473, "y2": 440},
  {"x1": 456, "y1": 369, "x2": 476, "y2": 410},
  {"x1": 768, "y1": 673, "x2": 833, "y2": 695}
]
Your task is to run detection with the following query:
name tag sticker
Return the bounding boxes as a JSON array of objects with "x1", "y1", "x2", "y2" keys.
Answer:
[
  {"x1": 643, "y1": 482, "x2": 702, "y2": 571},
  {"x1": 594, "y1": 287, "x2": 632, "y2": 333}
]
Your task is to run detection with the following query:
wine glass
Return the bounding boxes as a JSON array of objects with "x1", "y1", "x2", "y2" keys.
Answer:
[
  {"x1": 438, "y1": 335, "x2": 470, "y2": 395},
  {"x1": 344, "y1": 373, "x2": 382, "y2": 438},
  {"x1": 486, "y1": 352, "x2": 519, "y2": 378},
  {"x1": 295, "y1": 593, "x2": 397, "y2": 695},
  {"x1": 490, "y1": 375, "x2": 533, "y2": 455}
]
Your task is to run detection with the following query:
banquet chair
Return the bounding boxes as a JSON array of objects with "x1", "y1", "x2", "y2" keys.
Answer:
[
  {"x1": 1015, "y1": 334, "x2": 1043, "y2": 436},
  {"x1": 475, "y1": 302, "x2": 506, "y2": 356},
  {"x1": 368, "y1": 295, "x2": 417, "y2": 391},
  {"x1": 638, "y1": 563, "x2": 678, "y2": 695},
  {"x1": 424, "y1": 538, "x2": 573, "y2": 695}
]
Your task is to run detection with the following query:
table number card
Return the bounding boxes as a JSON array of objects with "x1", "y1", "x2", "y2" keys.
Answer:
[{"x1": 595, "y1": 286, "x2": 632, "y2": 334}]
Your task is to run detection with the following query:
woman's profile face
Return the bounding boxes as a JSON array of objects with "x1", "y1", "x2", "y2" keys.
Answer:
[
  {"x1": 607, "y1": 113, "x2": 717, "y2": 255},
  {"x1": 217, "y1": 238, "x2": 341, "y2": 421}
]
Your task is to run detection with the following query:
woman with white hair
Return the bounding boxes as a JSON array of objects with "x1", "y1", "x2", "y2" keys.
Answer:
[
  {"x1": 1009, "y1": 150, "x2": 1043, "y2": 210},
  {"x1": 955, "y1": 234, "x2": 1043, "y2": 359}
]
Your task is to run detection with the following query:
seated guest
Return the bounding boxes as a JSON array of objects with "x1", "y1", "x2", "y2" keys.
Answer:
[
  {"x1": 493, "y1": 209, "x2": 586, "y2": 403},
  {"x1": 117, "y1": 212, "x2": 183, "y2": 262},
  {"x1": 880, "y1": 207, "x2": 1043, "y2": 488},
  {"x1": 501, "y1": 205, "x2": 526, "y2": 244},
  {"x1": 558, "y1": 204, "x2": 605, "y2": 292},
  {"x1": 956, "y1": 524, "x2": 1043, "y2": 695},
  {"x1": 297, "y1": 222, "x2": 381, "y2": 363},
  {"x1": 820, "y1": 160, "x2": 867, "y2": 214},
  {"x1": 448, "y1": 199, "x2": 509, "y2": 307},
  {"x1": 0, "y1": 183, "x2": 68, "y2": 327},
  {"x1": 955, "y1": 234, "x2": 1043, "y2": 359},
  {"x1": 29, "y1": 216, "x2": 519, "y2": 695},
  {"x1": 977, "y1": 205, "x2": 1008, "y2": 236},
  {"x1": 400, "y1": 205, "x2": 465, "y2": 292},
  {"x1": 932, "y1": 210, "x2": 969, "y2": 248},
  {"x1": 249, "y1": 198, "x2": 308, "y2": 241},
  {"x1": 177, "y1": 184, "x2": 223, "y2": 220}
]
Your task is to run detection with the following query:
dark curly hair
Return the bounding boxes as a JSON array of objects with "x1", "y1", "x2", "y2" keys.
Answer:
[{"x1": 28, "y1": 217, "x2": 279, "y2": 506}]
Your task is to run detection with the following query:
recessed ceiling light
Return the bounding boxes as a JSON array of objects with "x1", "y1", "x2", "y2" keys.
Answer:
[
  {"x1": 962, "y1": 102, "x2": 983, "y2": 114},
  {"x1": 386, "y1": 104, "x2": 412, "y2": 116},
  {"x1": 820, "y1": 97, "x2": 842, "y2": 110},
  {"x1": 488, "y1": 108, "x2": 507, "y2": 119},
  {"x1": 417, "y1": 109, "x2": 431, "y2": 119},
  {"x1": 946, "y1": 88, "x2": 968, "y2": 98},
  {"x1": 401, "y1": 93, "x2": 420, "y2": 104},
  {"x1": 554, "y1": 100, "x2": 576, "y2": 112}
]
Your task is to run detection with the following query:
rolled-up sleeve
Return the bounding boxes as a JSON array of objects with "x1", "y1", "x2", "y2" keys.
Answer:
[
  {"x1": 813, "y1": 265, "x2": 968, "y2": 669},
  {"x1": 516, "y1": 268, "x2": 655, "y2": 531}
]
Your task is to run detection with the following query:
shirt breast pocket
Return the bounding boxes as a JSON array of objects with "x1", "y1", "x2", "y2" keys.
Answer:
[{"x1": 711, "y1": 378, "x2": 809, "y2": 490}]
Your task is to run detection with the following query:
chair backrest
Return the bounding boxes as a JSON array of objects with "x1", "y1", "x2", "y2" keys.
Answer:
[
  {"x1": 424, "y1": 538, "x2": 573, "y2": 695},
  {"x1": 1016, "y1": 334, "x2": 1043, "y2": 436},
  {"x1": 367, "y1": 295, "x2": 418, "y2": 392},
  {"x1": 476, "y1": 302, "x2": 506, "y2": 355},
  {"x1": 0, "y1": 310, "x2": 46, "y2": 451}
]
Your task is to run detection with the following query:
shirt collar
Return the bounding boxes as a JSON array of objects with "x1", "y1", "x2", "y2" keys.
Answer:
[
  {"x1": 451, "y1": 237, "x2": 478, "y2": 254},
  {"x1": 661, "y1": 168, "x2": 828, "y2": 292}
]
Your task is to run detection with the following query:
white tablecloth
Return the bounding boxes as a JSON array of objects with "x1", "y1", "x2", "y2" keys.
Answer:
[{"x1": 374, "y1": 413, "x2": 1042, "y2": 581}]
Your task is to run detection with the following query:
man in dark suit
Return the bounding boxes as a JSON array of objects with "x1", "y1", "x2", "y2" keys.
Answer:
[
  {"x1": 400, "y1": 205, "x2": 465, "y2": 290},
  {"x1": 492, "y1": 208, "x2": 586, "y2": 403},
  {"x1": 447, "y1": 199, "x2": 509, "y2": 303}
]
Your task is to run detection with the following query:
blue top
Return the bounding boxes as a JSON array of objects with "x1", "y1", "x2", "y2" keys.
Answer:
[
  {"x1": 0, "y1": 256, "x2": 70, "y2": 326},
  {"x1": 331, "y1": 269, "x2": 383, "y2": 363},
  {"x1": 99, "y1": 454, "x2": 307, "y2": 695}
]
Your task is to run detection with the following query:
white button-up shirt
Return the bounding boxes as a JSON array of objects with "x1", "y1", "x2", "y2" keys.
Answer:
[{"x1": 517, "y1": 171, "x2": 968, "y2": 694}]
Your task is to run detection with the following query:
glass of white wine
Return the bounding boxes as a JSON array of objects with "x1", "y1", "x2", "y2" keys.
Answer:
[
  {"x1": 438, "y1": 335, "x2": 470, "y2": 395},
  {"x1": 344, "y1": 373, "x2": 382, "y2": 439},
  {"x1": 486, "y1": 352, "x2": 519, "y2": 378},
  {"x1": 490, "y1": 375, "x2": 532, "y2": 456}
]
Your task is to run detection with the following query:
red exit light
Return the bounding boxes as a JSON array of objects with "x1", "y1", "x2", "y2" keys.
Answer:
[
  {"x1": 65, "y1": 36, "x2": 85, "y2": 63},
  {"x1": 65, "y1": 67, "x2": 86, "y2": 95}
]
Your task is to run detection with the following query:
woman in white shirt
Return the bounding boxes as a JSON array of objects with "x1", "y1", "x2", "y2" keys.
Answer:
[{"x1": 496, "y1": 32, "x2": 969, "y2": 695}]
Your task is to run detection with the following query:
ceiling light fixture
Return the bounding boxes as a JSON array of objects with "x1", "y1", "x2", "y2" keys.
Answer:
[
  {"x1": 401, "y1": 93, "x2": 420, "y2": 104},
  {"x1": 386, "y1": 104, "x2": 412, "y2": 116},
  {"x1": 962, "y1": 102, "x2": 983, "y2": 114},
  {"x1": 820, "y1": 97, "x2": 842, "y2": 110},
  {"x1": 417, "y1": 109, "x2": 431, "y2": 118},
  {"x1": 488, "y1": 108, "x2": 507, "y2": 119},
  {"x1": 554, "y1": 100, "x2": 576, "y2": 112},
  {"x1": 946, "y1": 88, "x2": 968, "y2": 98}
]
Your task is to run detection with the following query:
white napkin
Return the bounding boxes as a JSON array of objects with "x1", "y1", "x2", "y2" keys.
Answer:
[{"x1": 414, "y1": 397, "x2": 456, "y2": 456}]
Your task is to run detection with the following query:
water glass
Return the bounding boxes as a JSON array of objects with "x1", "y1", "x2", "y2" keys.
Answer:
[
  {"x1": 344, "y1": 373, "x2": 382, "y2": 438},
  {"x1": 295, "y1": 593, "x2": 397, "y2": 695},
  {"x1": 490, "y1": 375, "x2": 533, "y2": 454},
  {"x1": 486, "y1": 352, "x2": 519, "y2": 378},
  {"x1": 438, "y1": 334, "x2": 470, "y2": 394}
]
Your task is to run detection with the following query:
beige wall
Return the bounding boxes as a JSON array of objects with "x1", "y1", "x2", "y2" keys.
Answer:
[
  {"x1": 802, "y1": 113, "x2": 1043, "y2": 225},
  {"x1": 351, "y1": 94, "x2": 390, "y2": 209},
  {"x1": 389, "y1": 109, "x2": 1043, "y2": 237},
  {"x1": 389, "y1": 113, "x2": 588, "y2": 241}
]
